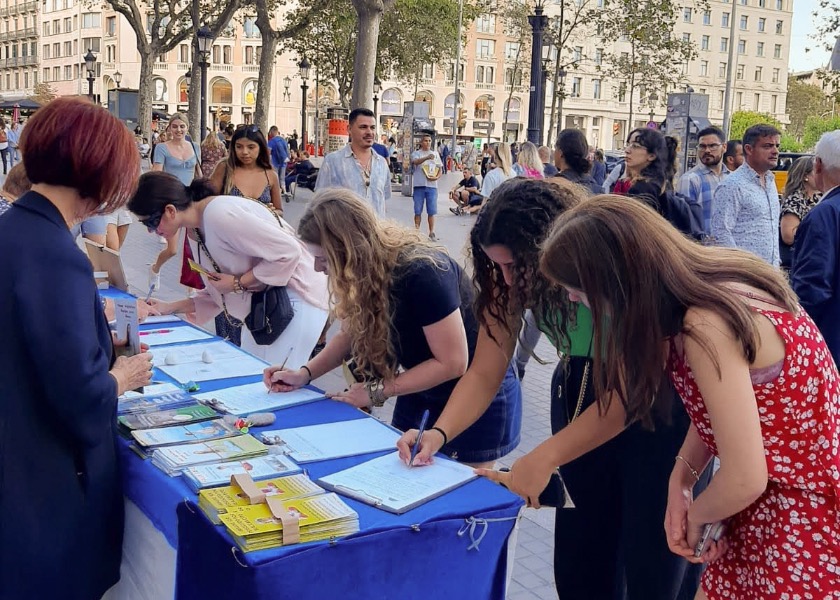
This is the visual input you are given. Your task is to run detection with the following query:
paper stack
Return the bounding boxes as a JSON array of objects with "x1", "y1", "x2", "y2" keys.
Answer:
[
  {"x1": 151, "y1": 435, "x2": 269, "y2": 475},
  {"x1": 117, "y1": 388, "x2": 194, "y2": 416},
  {"x1": 183, "y1": 454, "x2": 302, "y2": 492},
  {"x1": 219, "y1": 492, "x2": 359, "y2": 552},
  {"x1": 132, "y1": 419, "x2": 240, "y2": 448},
  {"x1": 117, "y1": 404, "x2": 220, "y2": 433},
  {"x1": 198, "y1": 473, "x2": 325, "y2": 524}
]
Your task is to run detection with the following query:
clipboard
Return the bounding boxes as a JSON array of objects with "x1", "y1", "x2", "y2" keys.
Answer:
[
  {"x1": 316, "y1": 452, "x2": 478, "y2": 514},
  {"x1": 84, "y1": 239, "x2": 128, "y2": 291}
]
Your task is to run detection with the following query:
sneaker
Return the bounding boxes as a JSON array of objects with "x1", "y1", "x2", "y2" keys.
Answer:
[
  {"x1": 429, "y1": 232, "x2": 438, "y2": 241},
  {"x1": 149, "y1": 265, "x2": 161, "y2": 291},
  {"x1": 449, "y1": 207, "x2": 461, "y2": 216}
]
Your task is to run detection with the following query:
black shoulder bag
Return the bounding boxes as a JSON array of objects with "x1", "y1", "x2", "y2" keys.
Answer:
[{"x1": 194, "y1": 206, "x2": 294, "y2": 346}]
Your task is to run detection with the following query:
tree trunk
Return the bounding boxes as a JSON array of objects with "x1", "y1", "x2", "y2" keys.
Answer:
[
  {"x1": 351, "y1": 0, "x2": 394, "y2": 109},
  {"x1": 254, "y1": 2, "x2": 277, "y2": 130},
  {"x1": 138, "y1": 49, "x2": 155, "y2": 139},
  {"x1": 188, "y1": 39, "x2": 201, "y2": 141},
  {"x1": 504, "y1": 47, "x2": 523, "y2": 142}
]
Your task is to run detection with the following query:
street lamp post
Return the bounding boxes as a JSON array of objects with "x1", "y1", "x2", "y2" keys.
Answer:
[
  {"x1": 299, "y1": 58, "x2": 311, "y2": 150},
  {"x1": 373, "y1": 76, "x2": 382, "y2": 138},
  {"x1": 556, "y1": 67, "x2": 567, "y2": 140},
  {"x1": 282, "y1": 76, "x2": 291, "y2": 102},
  {"x1": 113, "y1": 70, "x2": 122, "y2": 90},
  {"x1": 648, "y1": 92, "x2": 658, "y2": 124},
  {"x1": 487, "y1": 95, "x2": 495, "y2": 143},
  {"x1": 196, "y1": 25, "x2": 213, "y2": 138},
  {"x1": 84, "y1": 49, "x2": 97, "y2": 102},
  {"x1": 526, "y1": 0, "x2": 548, "y2": 144}
]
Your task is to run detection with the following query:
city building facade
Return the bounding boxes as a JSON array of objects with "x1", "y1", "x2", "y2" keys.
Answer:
[{"x1": 0, "y1": 0, "x2": 794, "y2": 150}]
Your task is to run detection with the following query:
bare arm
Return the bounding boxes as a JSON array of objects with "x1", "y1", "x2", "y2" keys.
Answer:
[
  {"x1": 209, "y1": 161, "x2": 226, "y2": 195},
  {"x1": 682, "y1": 308, "x2": 768, "y2": 525},
  {"x1": 268, "y1": 170, "x2": 283, "y2": 213},
  {"x1": 780, "y1": 213, "x2": 801, "y2": 246}
]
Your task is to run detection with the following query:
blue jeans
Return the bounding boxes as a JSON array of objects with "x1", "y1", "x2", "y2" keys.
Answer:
[{"x1": 412, "y1": 186, "x2": 438, "y2": 216}]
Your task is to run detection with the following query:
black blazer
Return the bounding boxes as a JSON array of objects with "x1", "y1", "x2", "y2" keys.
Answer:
[{"x1": 0, "y1": 192, "x2": 122, "y2": 599}]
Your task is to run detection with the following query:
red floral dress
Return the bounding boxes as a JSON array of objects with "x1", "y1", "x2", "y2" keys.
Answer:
[{"x1": 669, "y1": 305, "x2": 840, "y2": 599}]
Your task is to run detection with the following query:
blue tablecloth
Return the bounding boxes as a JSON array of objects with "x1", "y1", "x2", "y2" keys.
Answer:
[{"x1": 110, "y1": 291, "x2": 523, "y2": 600}]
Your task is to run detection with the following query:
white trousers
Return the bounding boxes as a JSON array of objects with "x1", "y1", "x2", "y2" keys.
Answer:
[{"x1": 240, "y1": 287, "x2": 328, "y2": 370}]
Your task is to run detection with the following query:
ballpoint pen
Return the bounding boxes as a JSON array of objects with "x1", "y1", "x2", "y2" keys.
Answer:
[
  {"x1": 144, "y1": 283, "x2": 156, "y2": 303},
  {"x1": 409, "y1": 409, "x2": 430, "y2": 467},
  {"x1": 268, "y1": 346, "x2": 294, "y2": 393}
]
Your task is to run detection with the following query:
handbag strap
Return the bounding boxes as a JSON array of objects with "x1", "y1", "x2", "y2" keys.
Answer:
[{"x1": 194, "y1": 227, "x2": 222, "y2": 273}]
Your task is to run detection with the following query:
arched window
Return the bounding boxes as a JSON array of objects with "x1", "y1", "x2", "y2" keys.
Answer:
[
  {"x1": 381, "y1": 88, "x2": 403, "y2": 115},
  {"x1": 504, "y1": 98, "x2": 521, "y2": 122},
  {"x1": 211, "y1": 78, "x2": 232, "y2": 104}
]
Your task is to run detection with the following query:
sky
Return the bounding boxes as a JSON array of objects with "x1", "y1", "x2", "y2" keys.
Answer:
[{"x1": 790, "y1": 0, "x2": 831, "y2": 71}]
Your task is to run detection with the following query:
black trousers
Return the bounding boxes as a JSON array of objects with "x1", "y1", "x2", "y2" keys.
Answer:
[{"x1": 550, "y1": 357, "x2": 709, "y2": 600}]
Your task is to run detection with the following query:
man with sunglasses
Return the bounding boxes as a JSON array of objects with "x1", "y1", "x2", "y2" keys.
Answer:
[{"x1": 677, "y1": 126, "x2": 729, "y2": 236}]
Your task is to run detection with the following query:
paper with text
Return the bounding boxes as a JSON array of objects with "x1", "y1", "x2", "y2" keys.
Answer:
[
  {"x1": 260, "y1": 419, "x2": 400, "y2": 463},
  {"x1": 195, "y1": 382, "x2": 325, "y2": 415}
]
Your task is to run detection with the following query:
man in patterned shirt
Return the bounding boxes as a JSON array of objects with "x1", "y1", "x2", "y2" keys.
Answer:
[
  {"x1": 315, "y1": 108, "x2": 391, "y2": 216},
  {"x1": 677, "y1": 126, "x2": 729, "y2": 236},
  {"x1": 711, "y1": 124, "x2": 781, "y2": 266}
]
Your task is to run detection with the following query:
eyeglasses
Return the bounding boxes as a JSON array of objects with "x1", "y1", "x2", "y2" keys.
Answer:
[
  {"x1": 140, "y1": 212, "x2": 164, "y2": 233},
  {"x1": 697, "y1": 143, "x2": 723, "y2": 151},
  {"x1": 624, "y1": 142, "x2": 645, "y2": 151}
]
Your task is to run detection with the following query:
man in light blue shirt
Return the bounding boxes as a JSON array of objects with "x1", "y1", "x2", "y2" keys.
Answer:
[
  {"x1": 677, "y1": 126, "x2": 729, "y2": 235},
  {"x1": 711, "y1": 124, "x2": 781, "y2": 266},
  {"x1": 6, "y1": 121, "x2": 20, "y2": 167},
  {"x1": 411, "y1": 135, "x2": 442, "y2": 240},
  {"x1": 267, "y1": 125, "x2": 290, "y2": 194},
  {"x1": 315, "y1": 108, "x2": 390, "y2": 216}
]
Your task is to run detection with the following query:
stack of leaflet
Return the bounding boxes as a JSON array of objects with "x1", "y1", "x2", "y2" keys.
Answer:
[
  {"x1": 117, "y1": 404, "x2": 220, "y2": 434},
  {"x1": 183, "y1": 454, "x2": 302, "y2": 492},
  {"x1": 151, "y1": 435, "x2": 269, "y2": 475},
  {"x1": 219, "y1": 492, "x2": 359, "y2": 552},
  {"x1": 131, "y1": 419, "x2": 240, "y2": 449},
  {"x1": 117, "y1": 386, "x2": 195, "y2": 416},
  {"x1": 198, "y1": 473, "x2": 324, "y2": 524}
]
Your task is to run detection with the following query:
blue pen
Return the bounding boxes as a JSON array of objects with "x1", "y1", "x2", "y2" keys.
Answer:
[{"x1": 409, "y1": 409, "x2": 430, "y2": 467}]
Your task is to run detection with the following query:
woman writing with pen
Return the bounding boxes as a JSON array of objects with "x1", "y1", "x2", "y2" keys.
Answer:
[
  {"x1": 263, "y1": 189, "x2": 522, "y2": 467},
  {"x1": 396, "y1": 179, "x2": 706, "y2": 599}
]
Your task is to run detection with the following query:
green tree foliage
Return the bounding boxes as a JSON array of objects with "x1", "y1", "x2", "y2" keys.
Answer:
[
  {"x1": 729, "y1": 110, "x2": 783, "y2": 142},
  {"x1": 28, "y1": 82, "x2": 57, "y2": 105},
  {"x1": 780, "y1": 133, "x2": 805, "y2": 152},
  {"x1": 786, "y1": 78, "x2": 833, "y2": 141},
  {"x1": 379, "y1": 0, "x2": 479, "y2": 91},
  {"x1": 598, "y1": 0, "x2": 698, "y2": 127},
  {"x1": 803, "y1": 115, "x2": 840, "y2": 150}
]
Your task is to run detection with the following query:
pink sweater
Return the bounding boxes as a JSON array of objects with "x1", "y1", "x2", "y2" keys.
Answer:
[{"x1": 190, "y1": 195, "x2": 329, "y2": 324}]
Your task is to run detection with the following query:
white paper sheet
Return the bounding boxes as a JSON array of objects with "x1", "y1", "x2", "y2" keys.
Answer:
[
  {"x1": 317, "y1": 452, "x2": 477, "y2": 514},
  {"x1": 141, "y1": 314, "x2": 184, "y2": 325},
  {"x1": 120, "y1": 382, "x2": 182, "y2": 399},
  {"x1": 139, "y1": 326, "x2": 213, "y2": 346},
  {"x1": 194, "y1": 382, "x2": 325, "y2": 415},
  {"x1": 153, "y1": 341, "x2": 267, "y2": 383},
  {"x1": 260, "y1": 419, "x2": 400, "y2": 463}
]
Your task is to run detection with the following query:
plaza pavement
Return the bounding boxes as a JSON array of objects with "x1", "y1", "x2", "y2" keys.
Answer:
[{"x1": 113, "y1": 169, "x2": 561, "y2": 600}]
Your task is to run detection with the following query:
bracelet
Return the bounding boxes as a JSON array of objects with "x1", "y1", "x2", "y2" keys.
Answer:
[
  {"x1": 233, "y1": 275, "x2": 245, "y2": 294},
  {"x1": 301, "y1": 364, "x2": 313, "y2": 384},
  {"x1": 431, "y1": 426, "x2": 449, "y2": 447},
  {"x1": 675, "y1": 455, "x2": 701, "y2": 482},
  {"x1": 365, "y1": 379, "x2": 387, "y2": 408}
]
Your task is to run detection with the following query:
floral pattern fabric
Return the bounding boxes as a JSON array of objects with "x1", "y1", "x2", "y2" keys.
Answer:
[{"x1": 668, "y1": 306, "x2": 840, "y2": 599}]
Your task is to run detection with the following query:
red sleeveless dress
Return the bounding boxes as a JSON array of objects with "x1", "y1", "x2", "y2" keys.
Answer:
[{"x1": 668, "y1": 304, "x2": 840, "y2": 599}]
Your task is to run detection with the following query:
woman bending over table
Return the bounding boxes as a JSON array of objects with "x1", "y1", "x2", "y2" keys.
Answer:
[
  {"x1": 0, "y1": 98, "x2": 153, "y2": 599},
  {"x1": 264, "y1": 188, "x2": 522, "y2": 468},
  {"x1": 129, "y1": 172, "x2": 329, "y2": 367},
  {"x1": 397, "y1": 179, "x2": 706, "y2": 599},
  {"x1": 524, "y1": 196, "x2": 837, "y2": 599}
]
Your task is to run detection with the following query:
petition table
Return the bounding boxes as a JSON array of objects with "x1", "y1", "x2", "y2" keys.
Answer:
[{"x1": 103, "y1": 290, "x2": 524, "y2": 600}]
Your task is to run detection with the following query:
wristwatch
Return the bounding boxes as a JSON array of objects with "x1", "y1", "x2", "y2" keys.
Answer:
[
  {"x1": 365, "y1": 379, "x2": 387, "y2": 408},
  {"x1": 233, "y1": 275, "x2": 245, "y2": 294}
]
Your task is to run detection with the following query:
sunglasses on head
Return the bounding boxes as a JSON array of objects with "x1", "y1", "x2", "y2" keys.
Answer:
[{"x1": 140, "y1": 212, "x2": 164, "y2": 233}]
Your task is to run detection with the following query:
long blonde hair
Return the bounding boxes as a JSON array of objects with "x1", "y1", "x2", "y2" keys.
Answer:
[
  {"x1": 201, "y1": 130, "x2": 224, "y2": 151},
  {"x1": 297, "y1": 189, "x2": 446, "y2": 380},
  {"x1": 517, "y1": 141, "x2": 543, "y2": 174},
  {"x1": 494, "y1": 142, "x2": 514, "y2": 176}
]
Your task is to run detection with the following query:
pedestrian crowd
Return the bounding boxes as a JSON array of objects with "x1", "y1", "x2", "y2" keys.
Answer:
[{"x1": 0, "y1": 96, "x2": 837, "y2": 600}]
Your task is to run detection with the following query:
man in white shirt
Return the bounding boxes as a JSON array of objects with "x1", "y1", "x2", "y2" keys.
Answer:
[{"x1": 410, "y1": 135, "x2": 443, "y2": 240}]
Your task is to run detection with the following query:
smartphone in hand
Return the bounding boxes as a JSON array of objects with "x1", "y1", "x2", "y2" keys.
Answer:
[{"x1": 694, "y1": 521, "x2": 724, "y2": 557}]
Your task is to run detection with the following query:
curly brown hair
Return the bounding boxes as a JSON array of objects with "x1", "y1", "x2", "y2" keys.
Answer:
[
  {"x1": 297, "y1": 188, "x2": 446, "y2": 380},
  {"x1": 470, "y1": 177, "x2": 586, "y2": 350}
]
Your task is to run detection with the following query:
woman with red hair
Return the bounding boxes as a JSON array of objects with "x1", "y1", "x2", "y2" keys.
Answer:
[{"x1": 0, "y1": 98, "x2": 153, "y2": 599}]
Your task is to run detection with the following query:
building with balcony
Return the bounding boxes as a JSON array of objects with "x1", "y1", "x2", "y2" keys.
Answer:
[
  {"x1": 39, "y1": 0, "x2": 103, "y2": 99},
  {"x1": 0, "y1": 0, "x2": 40, "y2": 100}
]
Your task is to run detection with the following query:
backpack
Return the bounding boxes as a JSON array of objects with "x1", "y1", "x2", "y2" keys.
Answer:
[{"x1": 661, "y1": 190, "x2": 705, "y2": 241}]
